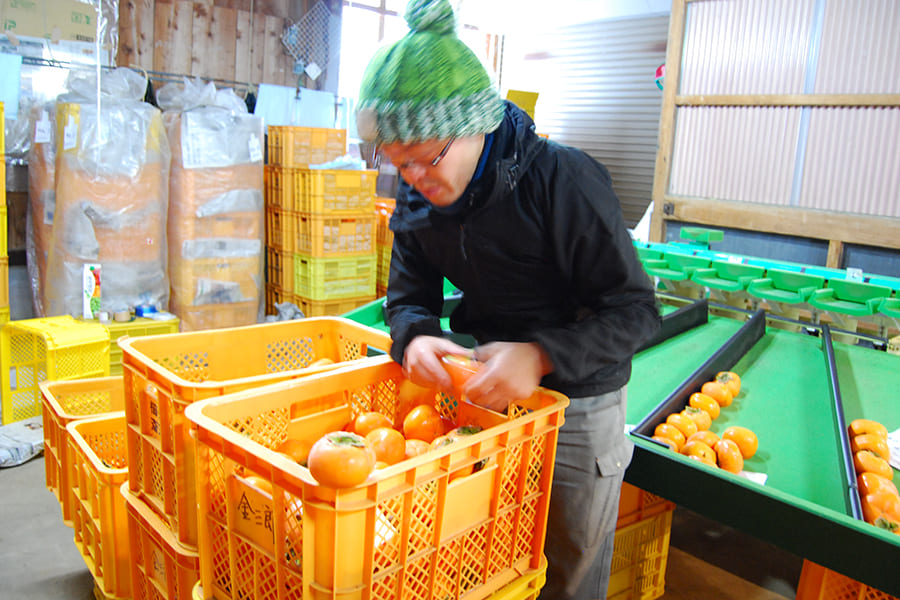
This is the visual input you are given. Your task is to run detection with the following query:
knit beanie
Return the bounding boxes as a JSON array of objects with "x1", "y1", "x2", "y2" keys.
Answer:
[{"x1": 356, "y1": 0, "x2": 504, "y2": 145}]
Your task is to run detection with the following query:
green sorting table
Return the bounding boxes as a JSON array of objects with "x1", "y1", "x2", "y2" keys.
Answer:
[{"x1": 625, "y1": 304, "x2": 900, "y2": 595}]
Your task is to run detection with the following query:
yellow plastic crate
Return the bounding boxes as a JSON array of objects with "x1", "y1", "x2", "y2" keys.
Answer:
[
  {"x1": 607, "y1": 507, "x2": 674, "y2": 600},
  {"x1": 118, "y1": 318, "x2": 391, "y2": 549},
  {"x1": 185, "y1": 357, "x2": 568, "y2": 600},
  {"x1": 294, "y1": 253, "x2": 376, "y2": 301},
  {"x1": 266, "y1": 126, "x2": 346, "y2": 168},
  {"x1": 103, "y1": 317, "x2": 180, "y2": 376},
  {"x1": 40, "y1": 376, "x2": 126, "y2": 526},
  {"x1": 0, "y1": 207, "x2": 7, "y2": 258},
  {"x1": 617, "y1": 482, "x2": 675, "y2": 529},
  {"x1": 1, "y1": 316, "x2": 110, "y2": 424},
  {"x1": 0, "y1": 256, "x2": 8, "y2": 307},
  {"x1": 265, "y1": 167, "x2": 377, "y2": 214},
  {"x1": 796, "y1": 560, "x2": 898, "y2": 600},
  {"x1": 0, "y1": 307, "x2": 9, "y2": 326},
  {"x1": 295, "y1": 212, "x2": 375, "y2": 257},
  {"x1": 122, "y1": 483, "x2": 200, "y2": 600},
  {"x1": 377, "y1": 242, "x2": 392, "y2": 289},
  {"x1": 295, "y1": 294, "x2": 377, "y2": 317},
  {"x1": 265, "y1": 206, "x2": 293, "y2": 251},
  {"x1": 68, "y1": 413, "x2": 131, "y2": 598}
]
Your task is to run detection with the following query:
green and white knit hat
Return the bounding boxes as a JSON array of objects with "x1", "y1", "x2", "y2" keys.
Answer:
[{"x1": 356, "y1": 0, "x2": 504, "y2": 145}]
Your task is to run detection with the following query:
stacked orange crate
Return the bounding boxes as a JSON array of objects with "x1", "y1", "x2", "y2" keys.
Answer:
[{"x1": 265, "y1": 126, "x2": 378, "y2": 316}]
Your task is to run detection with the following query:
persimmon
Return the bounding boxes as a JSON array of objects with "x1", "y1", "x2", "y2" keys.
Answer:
[
  {"x1": 653, "y1": 423, "x2": 686, "y2": 452},
  {"x1": 652, "y1": 436, "x2": 679, "y2": 451},
  {"x1": 276, "y1": 438, "x2": 313, "y2": 466},
  {"x1": 681, "y1": 440, "x2": 717, "y2": 467},
  {"x1": 689, "y1": 392, "x2": 720, "y2": 420},
  {"x1": 848, "y1": 418, "x2": 888, "y2": 439},
  {"x1": 441, "y1": 354, "x2": 481, "y2": 389},
  {"x1": 307, "y1": 432, "x2": 376, "y2": 488},
  {"x1": 666, "y1": 413, "x2": 699, "y2": 439},
  {"x1": 715, "y1": 371, "x2": 741, "y2": 397},
  {"x1": 687, "y1": 430, "x2": 720, "y2": 449},
  {"x1": 854, "y1": 450, "x2": 894, "y2": 480},
  {"x1": 366, "y1": 427, "x2": 407, "y2": 465},
  {"x1": 681, "y1": 406, "x2": 712, "y2": 431},
  {"x1": 244, "y1": 474, "x2": 274, "y2": 496},
  {"x1": 857, "y1": 472, "x2": 898, "y2": 498},
  {"x1": 722, "y1": 426, "x2": 758, "y2": 459},
  {"x1": 352, "y1": 412, "x2": 393, "y2": 437},
  {"x1": 861, "y1": 489, "x2": 900, "y2": 528},
  {"x1": 403, "y1": 404, "x2": 445, "y2": 443},
  {"x1": 714, "y1": 439, "x2": 744, "y2": 474},
  {"x1": 404, "y1": 439, "x2": 431, "y2": 459},
  {"x1": 307, "y1": 357, "x2": 335, "y2": 368},
  {"x1": 701, "y1": 381, "x2": 733, "y2": 408},
  {"x1": 851, "y1": 434, "x2": 890, "y2": 461},
  {"x1": 395, "y1": 380, "x2": 436, "y2": 429}
]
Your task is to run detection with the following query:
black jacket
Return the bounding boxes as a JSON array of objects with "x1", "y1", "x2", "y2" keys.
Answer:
[{"x1": 386, "y1": 101, "x2": 660, "y2": 398}]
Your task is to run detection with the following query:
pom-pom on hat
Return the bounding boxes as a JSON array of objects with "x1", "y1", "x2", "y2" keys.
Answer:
[{"x1": 356, "y1": 0, "x2": 504, "y2": 145}]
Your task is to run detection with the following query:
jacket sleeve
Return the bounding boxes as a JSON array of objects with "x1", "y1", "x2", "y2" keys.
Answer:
[
  {"x1": 526, "y1": 150, "x2": 661, "y2": 391},
  {"x1": 384, "y1": 227, "x2": 447, "y2": 365}
]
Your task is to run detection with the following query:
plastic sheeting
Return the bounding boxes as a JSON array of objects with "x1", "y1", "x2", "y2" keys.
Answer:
[
  {"x1": 44, "y1": 68, "x2": 171, "y2": 316},
  {"x1": 160, "y1": 78, "x2": 265, "y2": 331}
]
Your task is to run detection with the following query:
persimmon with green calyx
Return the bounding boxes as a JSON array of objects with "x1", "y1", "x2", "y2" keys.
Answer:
[
  {"x1": 715, "y1": 371, "x2": 741, "y2": 397},
  {"x1": 307, "y1": 432, "x2": 376, "y2": 488},
  {"x1": 681, "y1": 406, "x2": 712, "y2": 431}
]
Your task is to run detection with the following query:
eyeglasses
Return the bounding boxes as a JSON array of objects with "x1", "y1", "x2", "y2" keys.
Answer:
[{"x1": 375, "y1": 138, "x2": 455, "y2": 172}]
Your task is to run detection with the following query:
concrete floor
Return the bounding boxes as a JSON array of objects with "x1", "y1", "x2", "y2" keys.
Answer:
[{"x1": 1, "y1": 453, "x2": 802, "y2": 600}]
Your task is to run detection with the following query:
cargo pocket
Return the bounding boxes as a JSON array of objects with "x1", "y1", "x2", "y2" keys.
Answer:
[{"x1": 582, "y1": 441, "x2": 634, "y2": 548}]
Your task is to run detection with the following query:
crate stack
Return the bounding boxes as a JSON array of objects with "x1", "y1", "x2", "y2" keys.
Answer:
[
  {"x1": 375, "y1": 196, "x2": 396, "y2": 297},
  {"x1": 1, "y1": 101, "x2": 8, "y2": 324},
  {"x1": 265, "y1": 126, "x2": 379, "y2": 316},
  {"x1": 165, "y1": 108, "x2": 266, "y2": 332}
]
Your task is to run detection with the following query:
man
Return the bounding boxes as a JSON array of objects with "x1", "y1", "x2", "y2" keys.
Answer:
[{"x1": 356, "y1": 0, "x2": 661, "y2": 597}]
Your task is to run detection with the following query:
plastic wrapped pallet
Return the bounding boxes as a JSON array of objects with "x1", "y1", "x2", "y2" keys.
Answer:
[
  {"x1": 26, "y1": 101, "x2": 57, "y2": 317},
  {"x1": 44, "y1": 68, "x2": 171, "y2": 317},
  {"x1": 160, "y1": 79, "x2": 265, "y2": 331}
]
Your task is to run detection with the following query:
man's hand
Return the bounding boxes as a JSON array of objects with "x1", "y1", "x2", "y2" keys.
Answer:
[
  {"x1": 464, "y1": 342, "x2": 553, "y2": 412},
  {"x1": 402, "y1": 335, "x2": 473, "y2": 390}
]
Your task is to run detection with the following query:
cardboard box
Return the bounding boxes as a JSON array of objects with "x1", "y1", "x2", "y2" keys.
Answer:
[{"x1": 2, "y1": 0, "x2": 97, "y2": 43}]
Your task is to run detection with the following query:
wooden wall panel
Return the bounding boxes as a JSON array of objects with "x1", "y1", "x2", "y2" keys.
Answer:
[{"x1": 118, "y1": 0, "x2": 311, "y2": 87}]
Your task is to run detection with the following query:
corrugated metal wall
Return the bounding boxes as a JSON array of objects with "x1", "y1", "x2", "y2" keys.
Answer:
[
  {"x1": 501, "y1": 15, "x2": 670, "y2": 227},
  {"x1": 669, "y1": 0, "x2": 900, "y2": 219}
]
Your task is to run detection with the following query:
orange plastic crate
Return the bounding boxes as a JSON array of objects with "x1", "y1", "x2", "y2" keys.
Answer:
[
  {"x1": 40, "y1": 376, "x2": 126, "y2": 526},
  {"x1": 295, "y1": 212, "x2": 375, "y2": 257},
  {"x1": 68, "y1": 413, "x2": 131, "y2": 599},
  {"x1": 266, "y1": 126, "x2": 347, "y2": 168},
  {"x1": 118, "y1": 318, "x2": 391, "y2": 549},
  {"x1": 607, "y1": 507, "x2": 674, "y2": 600},
  {"x1": 266, "y1": 248, "x2": 295, "y2": 293},
  {"x1": 185, "y1": 357, "x2": 569, "y2": 600},
  {"x1": 294, "y1": 294, "x2": 377, "y2": 317},
  {"x1": 122, "y1": 483, "x2": 200, "y2": 600},
  {"x1": 616, "y1": 482, "x2": 675, "y2": 529},
  {"x1": 796, "y1": 560, "x2": 898, "y2": 600}
]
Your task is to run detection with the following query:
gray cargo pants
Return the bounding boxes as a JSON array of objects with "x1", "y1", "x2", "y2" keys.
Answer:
[{"x1": 539, "y1": 385, "x2": 633, "y2": 600}]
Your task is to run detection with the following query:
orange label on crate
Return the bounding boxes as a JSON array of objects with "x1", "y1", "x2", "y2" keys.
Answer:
[
  {"x1": 230, "y1": 475, "x2": 276, "y2": 547},
  {"x1": 145, "y1": 384, "x2": 161, "y2": 440},
  {"x1": 151, "y1": 546, "x2": 167, "y2": 587}
]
